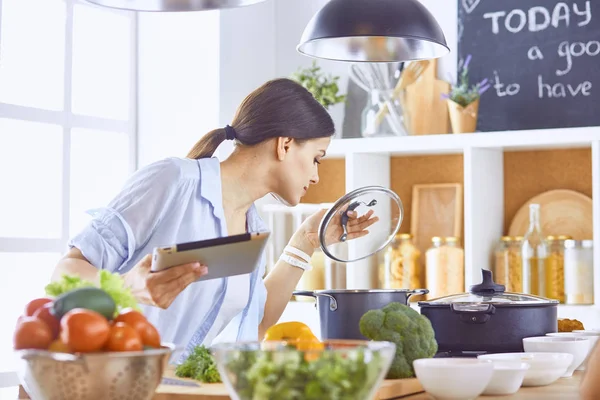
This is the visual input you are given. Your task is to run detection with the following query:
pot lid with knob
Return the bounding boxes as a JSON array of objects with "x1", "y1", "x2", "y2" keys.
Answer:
[{"x1": 418, "y1": 269, "x2": 559, "y2": 307}]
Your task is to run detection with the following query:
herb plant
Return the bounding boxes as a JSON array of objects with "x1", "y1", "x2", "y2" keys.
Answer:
[
  {"x1": 444, "y1": 54, "x2": 491, "y2": 108},
  {"x1": 291, "y1": 61, "x2": 346, "y2": 110}
]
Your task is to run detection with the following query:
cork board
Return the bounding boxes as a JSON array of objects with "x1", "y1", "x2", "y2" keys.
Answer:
[
  {"x1": 301, "y1": 158, "x2": 346, "y2": 204},
  {"x1": 503, "y1": 148, "x2": 592, "y2": 233},
  {"x1": 390, "y1": 154, "x2": 465, "y2": 236}
]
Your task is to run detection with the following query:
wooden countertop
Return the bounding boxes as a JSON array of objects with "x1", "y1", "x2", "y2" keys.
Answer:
[{"x1": 18, "y1": 371, "x2": 584, "y2": 400}]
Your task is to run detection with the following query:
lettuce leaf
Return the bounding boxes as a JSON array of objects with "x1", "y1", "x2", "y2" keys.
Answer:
[{"x1": 45, "y1": 270, "x2": 140, "y2": 312}]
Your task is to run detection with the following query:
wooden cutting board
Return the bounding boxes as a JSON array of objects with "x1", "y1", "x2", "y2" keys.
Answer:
[
  {"x1": 153, "y1": 366, "x2": 424, "y2": 400},
  {"x1": 404, "y1": 58, "x2": 451, "y2": 135},
  {"x1": 508, "y1": 189, "x2": 593, "y2": 240}
]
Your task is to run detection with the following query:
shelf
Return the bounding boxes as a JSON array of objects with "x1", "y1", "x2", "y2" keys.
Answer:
[{"x1": 327, "y1": 126, "x2": 600, "y2": 158}]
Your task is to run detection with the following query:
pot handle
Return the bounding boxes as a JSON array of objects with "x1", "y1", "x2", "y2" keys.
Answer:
[
  {"x1": 293, "y1": 290, "x2": 338, "y2": 311},
  {"x1": 406, "y1": 289, "x2": 429, "y2": 300},
  {"x1": 450, "y1": 303, "x2": 496, "y2": 324}
]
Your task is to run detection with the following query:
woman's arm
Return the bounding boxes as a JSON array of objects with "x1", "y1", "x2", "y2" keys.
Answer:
[
  {"x1": 580, "y1": 340, "x2": 600, "y2": 399},
  {"x1": 52, "y1": 248, "x2": 102, "y2": 284},
  {"x1": 259, "y1": 230, "x2": 313, "y2": 338}
]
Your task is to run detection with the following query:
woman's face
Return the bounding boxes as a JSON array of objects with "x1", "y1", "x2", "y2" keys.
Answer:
[{"x1": 274, "y1": 136, "x2": 331, "y2": 206}]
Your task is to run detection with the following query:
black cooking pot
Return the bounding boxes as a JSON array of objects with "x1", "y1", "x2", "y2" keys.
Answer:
[
  {"x1": 294, "y1": 288, "x2": 428, "y2": 340},
  {"x1": 418, "y1": 269, "x2": 558, "y2": 354}
]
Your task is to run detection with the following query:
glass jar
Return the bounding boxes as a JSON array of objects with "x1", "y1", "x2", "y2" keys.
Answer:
[
  {"x1": 296, "y1": 249, "x2": 325, "y2": 301},
  {"x1": 361, "y1": 89, "x2": 407, "y2": 138},
  {"x1": 564, "y1": 240, "x2": 594, "y2": 305},
  {"x1": 544, "y1": 235, "x2": 572, "y2": 303},
  {"x1": 493, "y1": 236, "x2": 523, "y2": 293},
  {"x1": 380, "y1": 233, "x2": 422, "y2": 298},
  {"x1": 521, "y1": 204, "x2": 549, "y2": 297},
  {"x1": 425, "y1": 236, "x2": 464, "y2": 300}
]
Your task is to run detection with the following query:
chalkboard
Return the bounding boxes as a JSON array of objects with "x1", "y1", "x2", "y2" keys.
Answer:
[{"x1": 457, "y1": 0, "x2": 600, "y2": 132}]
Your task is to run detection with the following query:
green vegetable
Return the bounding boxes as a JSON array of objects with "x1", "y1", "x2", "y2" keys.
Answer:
[
  {"x1": 175, "y1": 345, "x2": 222, "y2": 383},
  {"x1": 291, "y1": 61, "x2": 346, "y2": 110},
  {"x1": 223, "y1": 346, "x2": 385, "y2": 400},
  {"x1": 45, "y1": 270, "x2": 139, "y2": 315},
  {"x1": 51, "y1": 286, "x2": 116, "y2": 320},
  {"x1": 359, "y1": 302, "x2": 438, "y2": 379}
]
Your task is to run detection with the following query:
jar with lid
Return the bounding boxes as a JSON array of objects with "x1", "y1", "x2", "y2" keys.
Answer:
[
  {"x1": 425, "y1": 236, "x2": 464, "y2": 299},
  {"x1": 544, "y1": 235, "x2": 572, "y2": 303},
  {"x1": 493, "y1": 236, "x2": 523, "y2": 293},
  {"x1": 564, "y1": 240, "x2": 594, "y2": 305},
  {"x1": 380, "y1": 233, "x2": 422, "y2": 296}
]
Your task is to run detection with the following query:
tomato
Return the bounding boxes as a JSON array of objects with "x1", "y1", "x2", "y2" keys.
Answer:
[
  {"x1": 33, "y1": 302, "x2": 60, "y2": 339},
  {"x1": 60, "y1": 308, "x2": 110, "y2": 353},
  {"x1": 25, "y1": 298, "x2": 53, "y2": 317},
  {"x1": 48, "y1": 338, "x2": 71, "y2": 353},
  {"x1": 114, "y1": 308, "x2": 161, "y2": 347},
  {"x1": 14, "y1": 317, "x2": 53, "y2": 350},
  {"x1": 104, "y1": 322, "x2": 143, "y2": 352}
]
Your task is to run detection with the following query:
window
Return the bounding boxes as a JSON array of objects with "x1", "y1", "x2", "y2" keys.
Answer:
[{"x1": 0, "y1": 0, "x2": 137, "y2": 383}]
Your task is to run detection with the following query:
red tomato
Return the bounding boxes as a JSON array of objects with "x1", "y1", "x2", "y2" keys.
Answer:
[
  {"x1": 33, "y1": 302, "x2": 60, "y2": 339},
  {"x1": 25, "y1": 298, "x2": 53, "y2": 317},
  {"x1": 14, "y1": 317, "x2": 53, "y2": 350},
  {"x1": 104, "y1": 322, "x2": 143, "y2": 352},
  {"x1": 60, "y1": 308, "x2": 110, "y2": 353},
  {"x1": 114, "y1": 309, "x2": 161, "y2": 348}
]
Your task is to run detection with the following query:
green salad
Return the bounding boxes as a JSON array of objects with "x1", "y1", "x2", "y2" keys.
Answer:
[{"x1": 222, "y1": 346, "x2": 385, "y2": 400}]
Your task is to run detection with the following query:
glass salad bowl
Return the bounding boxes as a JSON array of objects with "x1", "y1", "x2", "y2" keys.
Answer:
[{"x1": 211, "y1": 339, "x2": 396, "y2": 400}]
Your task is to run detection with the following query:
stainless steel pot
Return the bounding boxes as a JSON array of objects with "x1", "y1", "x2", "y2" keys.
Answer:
[{"x1": 293, "y1": 288, "x2": 428, "y2": 340}]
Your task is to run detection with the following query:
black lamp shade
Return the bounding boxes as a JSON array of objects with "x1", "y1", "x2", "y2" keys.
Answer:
[
  {"x1": 297, "y1": 0, "x2": 450, "y2": 62},
  {"x1": 82, "y1": 0, "x2": 266, "y2": 12}
]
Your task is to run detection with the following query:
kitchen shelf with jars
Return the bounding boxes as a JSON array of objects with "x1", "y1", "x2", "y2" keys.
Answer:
[{"x1": 264, "y1": 127, "x2": 600, "y2": 328}]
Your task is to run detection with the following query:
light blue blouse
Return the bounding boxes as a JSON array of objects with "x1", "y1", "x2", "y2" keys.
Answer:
[{"x1": 68, "y1": 157, "x2": 268, "y2": 362}]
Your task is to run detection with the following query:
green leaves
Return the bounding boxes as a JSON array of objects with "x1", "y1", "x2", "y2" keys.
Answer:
[{"x1": 291, "y1": 61, "x2": 346, "y2": 110}]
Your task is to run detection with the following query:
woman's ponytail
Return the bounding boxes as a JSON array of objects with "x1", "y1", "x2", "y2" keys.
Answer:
[{"x1": 186, "y1": 128, "x2": 227, "y2": 159}]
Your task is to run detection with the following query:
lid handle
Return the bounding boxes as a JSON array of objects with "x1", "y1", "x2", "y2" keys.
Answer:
[{"x1": 469, "y1": 269, "x2": 505, "y2": 295}]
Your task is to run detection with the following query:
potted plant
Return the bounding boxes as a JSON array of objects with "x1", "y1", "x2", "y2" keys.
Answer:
[
  {"x1": 291, "y1": 61, "x2": 346, "y2": 110},
  {"x1": 443, "y1": 54, "x2": 490, "y2": 134}
]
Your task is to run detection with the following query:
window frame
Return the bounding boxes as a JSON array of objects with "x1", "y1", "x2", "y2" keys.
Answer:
[{"x1": 0, "y1": 0, "x2": 138, "y2": 386}]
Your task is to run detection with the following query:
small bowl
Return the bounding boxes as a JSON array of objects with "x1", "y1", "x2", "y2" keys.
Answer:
[
  {"x1": 523, "y1": 336, "x2": 589, "y2": 377},
  {"x1": 413, "y1": 358, "x2": 494, "y2": 400},
  {"x1": 547, "y1": 332, "x2": 599, "y2": 370},
  {"x1": 481, "y1": 361, "x2": 530, "y2": 396},
  {"x1": 478, "y1": 352, "x2": 572, "y2": 387}
]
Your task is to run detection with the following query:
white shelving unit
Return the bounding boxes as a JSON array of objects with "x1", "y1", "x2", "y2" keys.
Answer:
[{"x1": 293, "y1": 126, "x2": 600, "y2": 328}]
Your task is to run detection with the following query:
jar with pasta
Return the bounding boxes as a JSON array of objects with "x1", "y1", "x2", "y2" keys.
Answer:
[
  {"x1": 380, "y1": 234, "x2": 422, "y2": 296},
  {"x1": 493, "y1": 236, "x2": 522, "y2": 293},
  {"x1": 425, "y1": 236, "x2": 464, "y2": 300},
  {"x1": 544, "y1": 235, "x2": 571, "y2": 303}
]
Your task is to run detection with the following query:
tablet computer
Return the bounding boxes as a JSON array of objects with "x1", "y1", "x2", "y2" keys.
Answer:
[{"x1": 150, "y1": 231, "x2": 270, "y2": 282}]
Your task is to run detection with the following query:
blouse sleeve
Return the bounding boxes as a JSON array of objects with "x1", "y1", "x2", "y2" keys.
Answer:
[{"x1": 68, "y1": 158, "x2": 185, "y2": 273}]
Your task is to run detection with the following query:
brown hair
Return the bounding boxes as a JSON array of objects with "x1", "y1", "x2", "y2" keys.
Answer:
[{"x1": 186, "y1": 78, "x2": 335, "y2": 159}]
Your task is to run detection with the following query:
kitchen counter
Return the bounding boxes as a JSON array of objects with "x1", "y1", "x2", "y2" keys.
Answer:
[
  {"x1": 16, "y1": 371, "x2": 584, "y2": 399},
  {"x1": 403, "y1": 371, "x2": 583, "y2": 400}
]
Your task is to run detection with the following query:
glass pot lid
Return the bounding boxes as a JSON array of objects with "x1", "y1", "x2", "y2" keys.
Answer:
[
  {"x1": 418, "y1": 269, "x2": 559, "y2": 306},
  {"x1": 318, "y1": 186, "x2": 403, "y2": 263}
]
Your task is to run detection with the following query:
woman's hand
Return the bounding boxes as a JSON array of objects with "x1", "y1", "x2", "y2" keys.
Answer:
[
  {"x1": 123, "y1": 254, "x2": 208, "y2": 309},
  {"x1": 291, "y1": 207, "x2": 379, "y2": 254}
]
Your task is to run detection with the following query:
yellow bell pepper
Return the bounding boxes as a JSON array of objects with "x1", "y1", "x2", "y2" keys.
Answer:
[{"x1": 263, "y1": 321, "x2": 324, "y2": 353}]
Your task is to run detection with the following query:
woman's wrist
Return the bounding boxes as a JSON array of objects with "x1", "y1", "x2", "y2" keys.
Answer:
[{"x1": 288, "y1": 230, "x2": 315, "y2": 260}]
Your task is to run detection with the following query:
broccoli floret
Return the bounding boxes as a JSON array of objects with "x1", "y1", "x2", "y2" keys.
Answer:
[{"x1": 359, "y1": 302, "x2": 438, "y2": 379}]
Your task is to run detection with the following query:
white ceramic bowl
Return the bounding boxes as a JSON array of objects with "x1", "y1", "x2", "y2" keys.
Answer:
[
  {"x1": 547, "y1": 332, "x2": 599, "y2": 370},
  {"x1": 413, "y1": 358, "x2": 494, "y2": 400},
  {"x1": 523, "y1": 336, "x2": 589, "y2": 377},
  {"x1": 481, "y1": 361, "x2": 530, "y2": 396},
  {"x1": 478, "y1": 352, "x2": 572, "y2": 387}
]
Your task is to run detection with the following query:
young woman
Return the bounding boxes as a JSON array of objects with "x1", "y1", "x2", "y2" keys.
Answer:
[{"x1": 51, "y1": 78, "x2": 377, "y2": 360}]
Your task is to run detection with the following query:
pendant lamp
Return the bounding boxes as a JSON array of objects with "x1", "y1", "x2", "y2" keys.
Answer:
[
  {"x1": 297, "y1": 0, "x2": 450, "y2": 63},
  {"x1": 82, "y1": 0, "x2": 266, "y2": 12}
]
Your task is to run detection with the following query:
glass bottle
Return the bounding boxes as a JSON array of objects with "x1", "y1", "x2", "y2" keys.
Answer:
[{"x1": 521, "y1": 204, "x2": 548, "y2": 296}]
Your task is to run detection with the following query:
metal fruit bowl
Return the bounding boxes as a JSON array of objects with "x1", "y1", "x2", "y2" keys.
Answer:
[
  {"x1": 211, "y1": 339, "x2": 396, "y2": 400},
  {"x1": 16, "y1": 343, "x2": 175, "y2": 400}
]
